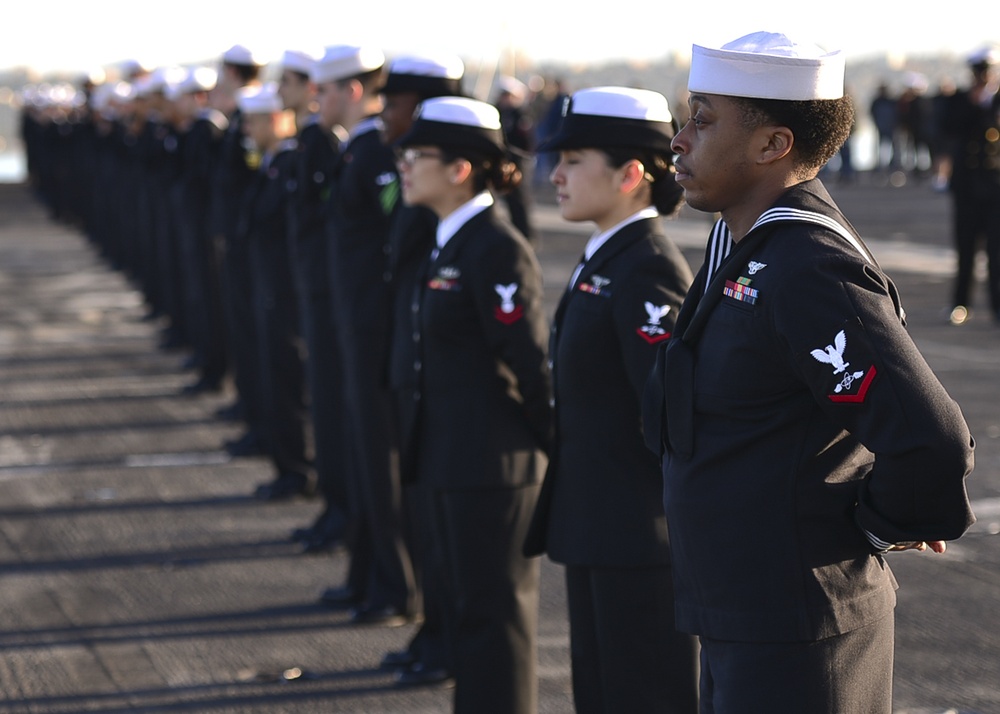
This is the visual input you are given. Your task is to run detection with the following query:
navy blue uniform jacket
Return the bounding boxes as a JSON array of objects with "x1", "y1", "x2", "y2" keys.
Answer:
[
  {"x1": 525, "y1": 217, "x2": 693, "y2": 566},
  {"x1": 645, "y1": 180, "x2": 975, "y2": 642},
  {"x1": 410, "y1": 205, "x2": 552, "y2": 490}
]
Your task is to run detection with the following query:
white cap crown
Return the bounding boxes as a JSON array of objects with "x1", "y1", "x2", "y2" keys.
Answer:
[
  {"x1": 688, "y1": 31, "x2": 845, "y2": 101},
  {"x1": 238, "y1": 83, "x2": 283, "y2": 114},
  {"x1": 311, "y1": 45, "x2": 385, "y2": 84}
]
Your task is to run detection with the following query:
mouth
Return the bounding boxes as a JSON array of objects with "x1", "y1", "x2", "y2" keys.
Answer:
[
  {"x1": 673, "y1": 162, "x2": 691, "y2": 182},
  {"x1": 555, "y1": 193, "x2": 568, "y2": 203}
]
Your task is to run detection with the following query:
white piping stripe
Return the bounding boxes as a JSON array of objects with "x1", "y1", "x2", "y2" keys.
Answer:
[{"x1": 752, "y1": 207, "x2": 875, "y2": 266}]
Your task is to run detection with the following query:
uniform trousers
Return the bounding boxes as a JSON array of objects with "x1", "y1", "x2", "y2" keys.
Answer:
[
  {"x1": 248, "y1": 236, "x2": 310, "y2": 480},
  {"x1": 565, "y1": 564, "x2": 699, "y2": 714},
  {"x1": 177, "y1": 210, "x2": 227, "y2": 386},
  {"x1": 155, "y1": 181, "x2": 187, "y2": 345},
  {"x1": 221, "y1": 237, "x2": 262, "y2": 434},
  {"x1": 294, "y1": 283, "x2": 351, "y2": 520},
  {"x1": 952, "y1": 186, "x2": 1000, "y2": 319},
  {"x1": 432, "y1": 483, "x2": 540, "y2": 714},
  {"x1": 698, "y1": 614, "x2": 894, "y2": 714},
  {"x1": 341, "y1": 337, "x2": 415, "y2": 612},
  {"x1": 400, "y1": 477, "x2": 452, "y2": 672}
]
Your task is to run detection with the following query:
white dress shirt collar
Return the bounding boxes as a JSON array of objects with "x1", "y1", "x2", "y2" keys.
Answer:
[{"x1": 436, "y1": 191, "x2": 495, "y2": 251}]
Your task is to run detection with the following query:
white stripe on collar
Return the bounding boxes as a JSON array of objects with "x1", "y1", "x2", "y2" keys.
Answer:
[
  {"x1": 751, "y1": 207, "x2": 875, "y2": 266},
  {"x1": 345, "y1": 116, "x2": 382, "y2": 146},
  {"x1": 703, "y1": 219, "x2": 733, "y2": 294}
]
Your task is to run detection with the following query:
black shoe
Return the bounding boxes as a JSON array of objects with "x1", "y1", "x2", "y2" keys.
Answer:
[
  {"x1": 319, "y1": 586, "x2": 360, "y2": 609},
  {"x1": 349, "y1": 604, "x2": 414, "y2": 627},
  {"x1": 302, "y1": 531, "x2": 345, "y2": 554},
  {"x1": 181, "y1": 376, "x2": 222, "y2": 396},
  {"x1": 300, "y1": 508, "x2": 347, "y2": 553},
  {"x1": 215, "y1": 401, "x2": 244, "y2": 422},
  {"x1": 158, "y1": 330, "x2": 187, "y2": 351},
  {"x1": 254, "y1": 473, "x2": 311, "y2": 501},
  {"x1": 292, "y1": 506, "x2": 341, "y2": 541},
  {"x1": 380, "y1": 649, "x2": 418, "y2": 670},
  {"x1": 225, "y1": 431, "x2": 264, "y2": 457},
  {"x1": 291, "y1": 522, "x2": 318, "y2": 543},
  {"x1": 395, "y1": 663, "x2": 454, "y2": 688}
]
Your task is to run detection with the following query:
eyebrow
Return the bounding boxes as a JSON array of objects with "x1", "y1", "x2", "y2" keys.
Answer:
[{"x1": 688, "y1": 93, "x2": 713, "y2": 108}]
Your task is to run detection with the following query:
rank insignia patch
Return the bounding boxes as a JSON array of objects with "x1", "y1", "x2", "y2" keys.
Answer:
[
  {"x1": 637, "y1": 302, "x2": 672, "y2": 344},
  {"x1": 494, "y1": 283, "x2": 524, "y2": 324},
  {"x1": 809, "y1": 329, "x2": 877, "y2": 403},
  {"x1": 723, "y1": 277, "x2": 758, "y2": 305}
]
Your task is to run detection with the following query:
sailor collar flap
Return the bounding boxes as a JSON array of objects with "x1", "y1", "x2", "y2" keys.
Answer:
[{"x1": 679, "y1": 196, "x2": 891, "y2": 347}]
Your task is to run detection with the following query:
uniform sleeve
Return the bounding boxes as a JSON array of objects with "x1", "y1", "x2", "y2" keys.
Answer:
[
  {"x1": 774, "y1": 255, "x2": 975, "y2": 545},
  {"x1": 471, "y1": 235, "x2": 553, "y2": 452},
  {"x1": 612, "y1": 249, "x2": 691, "y2": 403}
]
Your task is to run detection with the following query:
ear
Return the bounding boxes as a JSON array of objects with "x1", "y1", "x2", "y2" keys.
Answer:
[
  {"x1": 450, "y1": 158, "x2": 473, "y2": 185},
  {"x1": 757, "y1": 126, "x2": 794, "y2": 166},
  {"x1": 618, "y1": 159, "x2": 646, "y2": 194},
  {"x1": 347, "y1": 78, "x2": 364, "y2": 102}
]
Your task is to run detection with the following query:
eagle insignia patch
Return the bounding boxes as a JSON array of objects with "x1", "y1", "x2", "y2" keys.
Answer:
[
  {"x1": 637, "y1": 302, "x2": 672, "y2": 344},
  {"x1": 810, "y1": 329, "x2": 877, "y2": 403},
  {"x1": 494, "y1": 283, "x2": 524, "y2": 324}
]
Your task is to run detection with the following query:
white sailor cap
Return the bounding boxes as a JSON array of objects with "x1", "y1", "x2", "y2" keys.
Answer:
[
  {"x1": 380, "y1": 53, "x2": 464, "y2": 98},
  {"x1": 688, "y1": 31, "x2": 845, "y2": 101},
  {"x1": 496, "y1": 75, "x2": 527, "y2": 103},
  {"x1": 222, "y1": 44, "x2": 262, "y2": 67},
  {"x1": 968, "y1": 45, "x2": 1000, "y2": 67},
  {"x1": 90, "y1": 82, "x2": 119, "y2": 112},
  {"x1": 237, "y1": 83, "x2": 283, "y2": 114},
  {"x1": 165, "y1": 67, "x2": 218, "y2": 101},
  {"x1": 280, "y1": 49, "x2": 320, "y2": 77},
  {"x1": 133, "y1": 66, "x2": 186, "y2": 97},
  {"x1": 119, "y1": 59, "x2": 150, "y2": 80},
  {"x1": 311, "y1": 45, "x2": 385, "y2": 84},
  {"x1": 396, "y1": 96, "x2": 505, "y2": 158},
  {"x1": 538, "y1": 86, "x2": 676, "y2": 153}
]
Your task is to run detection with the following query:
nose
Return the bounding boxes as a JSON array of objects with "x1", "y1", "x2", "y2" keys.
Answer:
[
  {"x1": 670, "y1": 125, "x2": 688, "y2": 155},
  {"x1": 549, "y1": 159, "x2": 564, "y2": 185}
]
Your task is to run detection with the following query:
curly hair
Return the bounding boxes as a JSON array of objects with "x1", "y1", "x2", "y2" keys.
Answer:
[{"x1": 732, "y1": 95, "x2": 854, "y2": 173}]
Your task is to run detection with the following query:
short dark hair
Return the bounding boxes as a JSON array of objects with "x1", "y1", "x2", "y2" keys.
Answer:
[
  {"x1": 225, "y1": 62, "x2": 261, "y2": 84},
  {"x1": 337, "y1": 67, "x2": 385, "y2": 94},
  {"x1": 732, "y1": 95, "x2": 854, "y2": 172},
  {"x1": 602, "y1": 147, "x2": 684, "y2": 216}
]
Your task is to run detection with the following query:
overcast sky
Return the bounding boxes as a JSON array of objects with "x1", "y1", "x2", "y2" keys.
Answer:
[{"x1": 2, "y1": 0, "x2": 995, "y2": 76}]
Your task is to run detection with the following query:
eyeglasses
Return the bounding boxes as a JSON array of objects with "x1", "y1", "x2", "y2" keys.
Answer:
[{"x1": 396, "y1": 148, "x2": 445, "y2": 166}]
